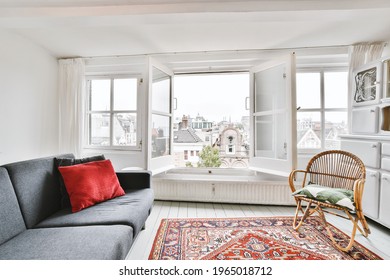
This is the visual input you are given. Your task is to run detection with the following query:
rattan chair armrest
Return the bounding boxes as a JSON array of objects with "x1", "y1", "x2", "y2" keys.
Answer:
[
  {"x1": 353, "y1": 178, "x2": 366, "y2": 212},
  {"x1": 289, "y1": 169, "x2": 307, "y2": 192}
]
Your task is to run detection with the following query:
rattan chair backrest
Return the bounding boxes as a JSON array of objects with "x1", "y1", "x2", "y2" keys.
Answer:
[{"x1": 306, "y1": 150, "x2": 366, "y2": 190}]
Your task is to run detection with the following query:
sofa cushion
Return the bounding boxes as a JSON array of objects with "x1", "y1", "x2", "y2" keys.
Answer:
[
  {"x1": 0, "y1": 168, "x2": 26, "y2": 245},
  {"x1": 36, "y1": 188, "x2": 154, "y2": 237},
  {"x1": 55, "y1": 155, "x2": 105, "y2": 166},
  {"x1": 58, "y1": 159, "x2": 125, "y2": 212},
  {"x1": 116, "y1": 170, "x2": 152, "y2": 191},
  {"x1": 3, "y1": 154, "x2": 74, "y2": 228},
  {"x1": 0, "y1": 225, "x2": 133, "y2": 260},
  {"x1": 55, "y1": 154, "x2": 104, "y2": 208}
]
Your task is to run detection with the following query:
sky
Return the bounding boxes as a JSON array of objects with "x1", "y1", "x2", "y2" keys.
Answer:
[{"x1": 173, "y1": 73, "x2": 250, "y2": 123}]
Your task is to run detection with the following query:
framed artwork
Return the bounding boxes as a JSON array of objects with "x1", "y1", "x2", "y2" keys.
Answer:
[{"x1": 352, "y1": 61, "x2": 382, "y2": 106}]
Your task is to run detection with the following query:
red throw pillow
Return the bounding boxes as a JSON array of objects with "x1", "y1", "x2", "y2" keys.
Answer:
[{"x1": 58, "y1": 159, "x2": 125, "y2": 213}]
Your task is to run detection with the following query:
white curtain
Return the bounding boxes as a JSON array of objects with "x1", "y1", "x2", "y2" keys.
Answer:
[
  {"x1": 348, "y1": 44, "x2": 370, "y2": 73},
  {"x1": 367, "y1": 43, "x2": 386, "y2": 63},
  {"x1": 349, "y1": 42, "x2": 385, "y2": 74},
  {"x1": 58, "y1": 58, "x2": 86, "y2": 157}
]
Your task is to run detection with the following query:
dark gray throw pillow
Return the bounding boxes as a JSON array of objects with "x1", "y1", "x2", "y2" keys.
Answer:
[{"x1": 55, "y1": 155, "x2": 106, "y2": 208}]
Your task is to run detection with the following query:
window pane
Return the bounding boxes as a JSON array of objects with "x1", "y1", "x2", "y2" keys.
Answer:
[
  {"x1": 152, "y1": 67, "x2": 171, "y2": 113},
  {"x1": 254, "y1": 64, "x2": 286, "y2": 112},
  {"x1": 324, "y1": 111, "x2": 348, "y2": 150},
  {"x1": 113, "y1": 78, "x2": 137, "y2": 111},
  {"x1": 296, "y1": 73, "x2": 321, "y2": 109},
  {"x1": 90, "y1": 113, "x2": 110, "y2": 146},
  {"x1": 255, "y1": 115, "x2": 273, "y2": 153},
  {"x1": 152, "y1": 114, "x2": 170, "y2": 158},
  {"x1": 255, "y1": 113, "x2": 287, "y2": 159},
  {"x1": 324, "y1": 72, "x2": 348, "y2": 108},
  {"x1": 113, "y1": 113, "x2": 137, "y2": 146},
  {"x1": 297, "y1": 112, "x2": 321, "y2": 149},
  {"x1": 91, "y1": 79, "x2": 110, "y2": 111}
]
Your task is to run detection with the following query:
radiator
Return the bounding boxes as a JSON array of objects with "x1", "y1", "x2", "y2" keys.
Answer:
[{"x1": 152, "y1": 179, "x2": 295, "y2": 205}]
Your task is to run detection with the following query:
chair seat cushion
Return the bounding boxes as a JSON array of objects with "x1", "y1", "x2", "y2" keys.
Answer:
[{"x1": 292, "y1": 184, "x2": 355, "y2": 210}]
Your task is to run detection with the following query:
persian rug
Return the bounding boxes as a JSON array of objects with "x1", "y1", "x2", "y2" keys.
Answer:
[{"x1": 149, "y1": 216, "x2": 382, "y2": 260}]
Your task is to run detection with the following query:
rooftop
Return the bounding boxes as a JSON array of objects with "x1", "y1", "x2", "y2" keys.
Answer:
[{"x1": 174, "y1": 128, "x2": 203, "y2": 143}]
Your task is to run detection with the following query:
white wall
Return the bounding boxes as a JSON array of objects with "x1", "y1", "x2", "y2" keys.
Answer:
[{"x1": 0, "y1": 30, "x2": 59, "y2": 164}]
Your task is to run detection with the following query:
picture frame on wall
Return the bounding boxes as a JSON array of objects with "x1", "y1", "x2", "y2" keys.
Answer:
[{"x1": 352, "y1": 61, "x2": 382, "y2": 106}]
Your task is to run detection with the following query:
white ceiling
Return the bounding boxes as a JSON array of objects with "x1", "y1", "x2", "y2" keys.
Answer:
[{"x1": 1, "y1": 0, "x2": 390, "y2": 59}]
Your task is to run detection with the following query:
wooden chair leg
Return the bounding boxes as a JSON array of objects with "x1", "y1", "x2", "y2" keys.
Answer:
[
  {"x1": 325, "y1": 214, "x2": 358, "y2": 252},
  {"x1": 357, "y1": 210, "x2": 371, "y2": 236},
  {"x1": 323, "y1": 209, "x2": 372, "y2": 252},
  {"x1": 293, "y1": 200, "x2": 313, "y2": 231}
]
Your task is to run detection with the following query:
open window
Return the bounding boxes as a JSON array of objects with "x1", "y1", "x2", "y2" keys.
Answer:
[
  {"x1": 249, "y1": 54, "x2": 297, "y2": 176},
  {"x1": 146, "y1": 58, "x2": 175, "y2": 174},
  {"x1": 172, "y1": 72, "x2": 249, "y2": 169},
  {"x1": 147, "y1": 54, "x2": 296, "y2": 176}
]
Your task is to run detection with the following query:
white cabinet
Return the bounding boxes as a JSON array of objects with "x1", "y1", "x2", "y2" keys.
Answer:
[
  {"x1": 382, "y1": 158, "x2": 390, "y2": 171},
  {"x1": 341, "y1": 136, "x2": 390, "y2": 228},
  {"x1": 341, "y1": 140, "x2": 380, "y2": 169},
  {"x1": 351, "y1": 107, "x2": 379, "y2": 134},
  {"x1": 382, "y1": 143, "x2": 390, "y2": 155},
  {"x1": 379, "y1": 173, "x2": 390, "y2": 227},
  {"x1": 363, "y1": 169, "x2": 380, "y2": 219},
  {"x1": 340, "y1": 57, "x2": 390, "y2": 229}
]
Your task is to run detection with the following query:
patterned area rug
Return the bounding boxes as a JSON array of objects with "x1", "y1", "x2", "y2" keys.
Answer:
[{"x1": 149, "y1": 216, "x2": 382, "y2": 260}]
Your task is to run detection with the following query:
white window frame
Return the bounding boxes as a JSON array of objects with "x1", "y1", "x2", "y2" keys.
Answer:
[
  {"x1": 249, "y1": 54, "x2": 297, "y2": 177},
  {"x1": 84, "y1": 75, "x2": 142, "y2": 151},
  {"x1": 146, "y1": 57, "x2": 175, "y2": 174},
  {"x1": 296, "y1": 68, "x2": 348, "y2": 154}
]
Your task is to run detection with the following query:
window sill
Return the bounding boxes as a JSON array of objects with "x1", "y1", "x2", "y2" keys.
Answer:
[
  {"x1": 153, "y1": 167, "x2": 287, "y2": 183},
  {"x1": 82, "y1": 146, "x2": 142, "y2": 154}
]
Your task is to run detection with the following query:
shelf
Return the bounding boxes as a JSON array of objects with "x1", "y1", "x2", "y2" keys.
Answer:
[{"x1": 382, "y1": 106, "x2": 390, "y2": 132}]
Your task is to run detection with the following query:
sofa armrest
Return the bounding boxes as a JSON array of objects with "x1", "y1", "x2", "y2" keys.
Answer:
[{"x1": 116, "y1": 171, "x2": 152, "y2": 191}]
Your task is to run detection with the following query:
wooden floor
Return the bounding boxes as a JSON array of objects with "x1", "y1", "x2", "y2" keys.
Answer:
[{"x1": 126, "y1": 200, "x2": 390, "y2": 260}]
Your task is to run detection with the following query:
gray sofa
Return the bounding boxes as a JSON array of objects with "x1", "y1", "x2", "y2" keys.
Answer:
[{"x1": 0, "y1": 154, "x2": 154, "y2": 260}]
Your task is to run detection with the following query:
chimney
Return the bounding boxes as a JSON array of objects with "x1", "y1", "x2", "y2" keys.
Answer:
[{"x1": 181, "y1": 115, "x2": 188, "y2": 129}]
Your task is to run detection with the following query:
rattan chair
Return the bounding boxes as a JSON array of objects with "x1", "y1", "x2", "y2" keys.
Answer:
[{"x1": 289, "y1": 150, "x2": 370, "y2": 252}]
